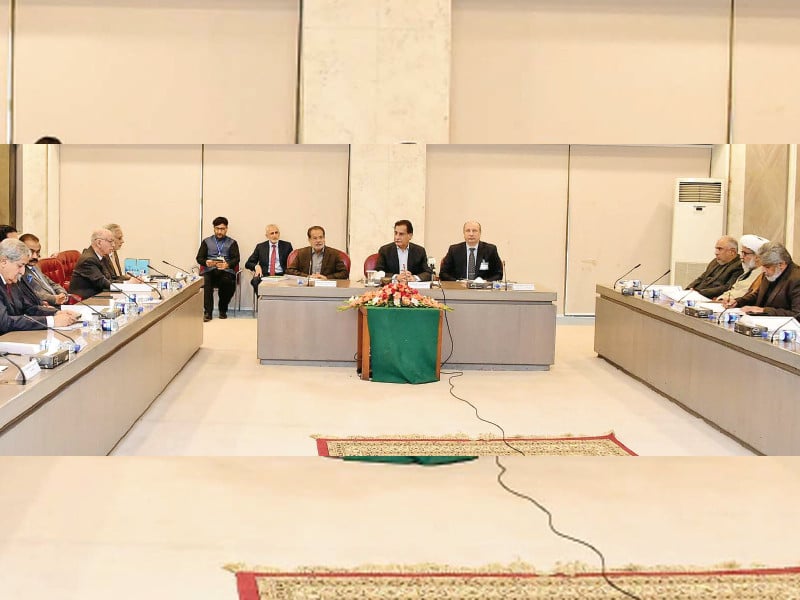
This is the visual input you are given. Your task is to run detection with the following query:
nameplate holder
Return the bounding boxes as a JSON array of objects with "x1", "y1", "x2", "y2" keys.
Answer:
[
  {"x1": 408, "y1": 281, "x2": 431, "y2": 290},
  {"x1": 512, "y1": 283, "x2": 536, "y2": 291},
  {"x1": 17, "y1": 359, "x2": 42, "y2": 382},
  {"x1": 313, "y1": 280, "x2": 337, "y2": 288}
]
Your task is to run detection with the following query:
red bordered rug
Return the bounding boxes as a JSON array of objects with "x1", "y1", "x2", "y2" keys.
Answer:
[
  {"x1": 228, "y1": 563, "x2": 800, "y2": 599},
  {"x1": 313, "y1": 432, "x2": 637, "y2": 457}
]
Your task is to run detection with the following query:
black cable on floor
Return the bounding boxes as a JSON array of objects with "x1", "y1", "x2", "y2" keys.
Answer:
[
  {"x1": 439, "y1": 329, "x2": 640, "y2": 599},
  {"x1": 495, "y1": 456, "x2": 641, "y2": 600}
]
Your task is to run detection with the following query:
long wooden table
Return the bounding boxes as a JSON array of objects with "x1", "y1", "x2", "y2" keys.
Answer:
[
  {"x1": 257, "y1": 280, "x2": 557, "y2": 370},
  {"x1": 594, "y1": 284, "x2": 800, "y2": 455},
  {"x1": 0, "y1": 278, "x2": 204, "y2": 455}
]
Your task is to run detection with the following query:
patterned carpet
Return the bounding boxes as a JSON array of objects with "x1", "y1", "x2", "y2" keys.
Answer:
[
  {"x1": 313, "y1": 432, "x2": 636, "y2": 457},
  {"x1": 229, "y1": 563, "x2": 800, "y2": 599}
]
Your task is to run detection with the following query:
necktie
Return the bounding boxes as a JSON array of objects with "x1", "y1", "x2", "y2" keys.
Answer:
[
  {"x1": 269, "y1": 244, "x2": 277, "y2": 276},
  {"x1": 468, "y1": 248, "x2": 476, "y2": 280}
]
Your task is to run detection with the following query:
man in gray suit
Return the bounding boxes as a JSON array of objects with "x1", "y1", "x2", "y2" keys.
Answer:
[{"x1": 19, "y1": 233, "x2": 70, "y2": 306}]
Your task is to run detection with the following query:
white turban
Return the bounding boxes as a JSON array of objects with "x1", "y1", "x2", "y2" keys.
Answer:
[{"x1": 739, "y1": 234, "x2": 768, "y2": 254}]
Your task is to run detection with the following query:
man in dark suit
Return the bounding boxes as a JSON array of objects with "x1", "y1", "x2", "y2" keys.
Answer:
[
  {"x1": 245, "y1": 224, "x2": 293, "y2": 294},
  {"x1": 686, "y1": 236, "x2": 744, "y2": 299},
  {"x1": 439, "y1": 220, "x2": 503, "y2": 282},
  {"x1": 0, "y1": 238, "x2": 79, "y2": 333},
  {"x1": 105, "y1": 223, "x2": 131, "y2": 280},
  {"x1": 375, "y1": 219, "x2": 432, "y2": 283},
  {"x1": 69, "y1": 228, "x2": 134, "y2": 300},
  {"x1": 286, "y1": 226, "x2": 348, "y2": 280},
  {"x1": 724, "y1": 242, "x2": 800, "y2": 317},
  {"x1": 196, "y1": 216, "x2": 240, "y2": 321},
  {"x1": 19, "y1": 233, "x2": 70, "y2": 305}
]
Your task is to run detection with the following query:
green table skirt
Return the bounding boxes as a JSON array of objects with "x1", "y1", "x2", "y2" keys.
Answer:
[{"x1": 367, "y1": 306, "x2": 440, "y2": 384}]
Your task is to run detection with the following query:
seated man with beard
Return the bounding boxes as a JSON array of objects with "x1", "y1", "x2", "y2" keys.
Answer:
[{"x1": 723, "y1": 242, "x2": 800, "y2": 317}]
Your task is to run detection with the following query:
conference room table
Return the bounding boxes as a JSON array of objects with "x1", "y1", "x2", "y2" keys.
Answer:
[
  {"x1": 257, "y1": 279, "x2": 557, "y2": 370},
  {"x1": 594, "y1": 284, "x2": 800, "y2": 455},
  {"x1": 0, "y1": 278, "x2": 203, "y2": 455}
]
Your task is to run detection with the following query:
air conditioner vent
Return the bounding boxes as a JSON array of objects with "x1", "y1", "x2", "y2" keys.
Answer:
[{"x1": 677, "y1": 179, "x2": 723, "y2": 203}]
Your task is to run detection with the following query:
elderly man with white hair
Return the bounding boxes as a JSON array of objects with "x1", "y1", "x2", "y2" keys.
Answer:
[
  {"x1": 68, "y1": 228, "x2": 140, "y2": 300},
  {"x1": 716, "y1": 234, "x2": 769, "y2": 302}
]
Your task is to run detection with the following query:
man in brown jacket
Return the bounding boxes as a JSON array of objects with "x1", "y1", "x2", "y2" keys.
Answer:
[
  {"x1": 724, "y1": 242, "x2": 800, "y2": 317},
  {"x1": 286, "y1": 226, "x2": 349, "y2": 280},
  {"x1": 686, "y1": 235, "x2": 743, "y2": 298}
]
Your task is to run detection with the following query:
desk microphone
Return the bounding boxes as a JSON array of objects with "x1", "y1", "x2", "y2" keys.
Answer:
[
  {"x1": 148, "y1": 264, "x2": 180, "y2": 282},
  {"x1": 0, "y1": 352, "x2": 26, "y2": 384},
  {"x1": 641, "y1": 269, "x2": 671, "y2": 298},
  {"x1": 716, "y1": 307, "x2": 733, "y2": 325},
  {"x1": 163, "y1": 260, "x2": 196, "y2": 276},
  {"x1": 676, "y1": 289, "x2": 696, "y2": 304},
  {"x1": 427, "y1": 257, "x2": 438, "y2": 287},
  {"x1": 75, "y1": 299, "x2": 108, "y2": 319},
  {"x1": 126, "y1": 272, "x2": 163, "y2": 299},
  {"x1": 110, "y1": 286, "x2": 140, "y2": 306},
  {"x1": 613, "y1": 263, "x2": 641, "y2": 289},
  {"x1": 307, "y1": 252, "x2": 314, "y2": 287},
  {"x1": 503, "y1": 260, "x2": 508, "y2": 290},
  {"x1": 22, "y1": 315, "x2": 81, "y2": 352},
  {"x1": 769, "y1": 311, "x2": 800, "y2": 342}
]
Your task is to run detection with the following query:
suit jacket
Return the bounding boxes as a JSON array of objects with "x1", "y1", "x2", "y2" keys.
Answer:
[
  {"x1": 736, "y1": 262, "x2": 800, "y2": 317},
  {"x1": 439, "y1": 241, "x2": 503, "y2": 281},
  {"x1": 0, "y1": 279, "x2": 48, "y2": 333},
  {"x1": 245, "y1": 240, "x2": 293, "y2": 276},
  {"x1": 687, "y1": 256, "x2": 744, "y2": 299},
  {"x1": 108, "y1": 250, "x2": 130, "y2": 280},
  {"x1": 69, "y1": 248, "x2": 126, "y2": 299},
  {"x1": 25, "y1": 265, "x2": 68, "y2": 306},
  {"x1": 375, "y1": 242, "x2": 432, "y2": 281},
  {"x1": 286, "y1": 246, "x2": 349, "y2": 279}
]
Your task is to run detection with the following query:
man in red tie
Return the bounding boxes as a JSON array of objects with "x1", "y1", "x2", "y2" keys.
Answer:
[{"x1": 244, "y1": 224, "x2": 293, "y2": 295}]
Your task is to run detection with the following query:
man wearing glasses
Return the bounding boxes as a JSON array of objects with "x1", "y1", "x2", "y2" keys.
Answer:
[
  {"x1": 715, "y1": 234, "x2": 768, "y2": 303},
  {"x1": 69, "y1": 228, "x2": 139, "y2": 300}
]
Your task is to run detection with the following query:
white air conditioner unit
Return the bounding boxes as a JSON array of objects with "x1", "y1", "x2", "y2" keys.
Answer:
[{"x1": 670, "y1": 178, "x2": 726, "y2": 287}]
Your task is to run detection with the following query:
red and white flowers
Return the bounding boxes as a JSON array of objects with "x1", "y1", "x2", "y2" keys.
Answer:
[{"x1": 338, "y1": 282, "x2": 451, "y2": 311}]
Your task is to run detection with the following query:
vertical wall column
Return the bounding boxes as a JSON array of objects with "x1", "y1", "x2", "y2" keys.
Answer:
[
  {"x1": 17, "y1": 144, "x2": 60, "y2": 255},
  {"x1": 300, "y1": 0, "x2": 451, "y2": 143},
  {"x1": 347, "y1": 144, "x2": 427, "y2": 279}
]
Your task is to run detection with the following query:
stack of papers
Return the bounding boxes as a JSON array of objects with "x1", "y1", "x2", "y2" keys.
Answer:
[{"x1": 660, "y1": 288, "x2": 710, "y2": 304}]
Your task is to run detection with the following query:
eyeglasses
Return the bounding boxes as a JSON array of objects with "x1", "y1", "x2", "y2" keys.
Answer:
[
  {"x1": 101, "y1": 238, "x2": 115, "y2": 244},
  {"x1": 741, "y1": 250, "x2": 755, "y2": 256}
]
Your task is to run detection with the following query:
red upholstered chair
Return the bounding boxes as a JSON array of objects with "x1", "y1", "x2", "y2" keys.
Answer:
[
  {"x1": 55, "y1": 250, "x2": 81, "y2": 290},
  {"x1": 338, "y1": 251, "x2": 351, "y2": 279},
  {"x1": 37, "y1": 257, "x2": 66, "y2": 288},
  {"x1": 363, "y1": 253, "x2": 379, "y2": 277},
  {"x1": 286, "y1": 249, "x2": 299, "y2": 272}
]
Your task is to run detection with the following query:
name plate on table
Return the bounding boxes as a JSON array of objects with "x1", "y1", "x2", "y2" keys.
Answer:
[
  {"x1": 512, "y1": 283, "x2": 536, "y2": 291},
  {"x1": 408, "y1": 281, "x2": 431, "y2": 289},
  {"x1": 17, "y1": 358, "x2": 41, "y2": 381},
  {"x1": 0, "y1": 341, "x2": 41, "y2": 355},
  {"x1": 312, "y1": 280, "x2": 337, "y2": 287}
]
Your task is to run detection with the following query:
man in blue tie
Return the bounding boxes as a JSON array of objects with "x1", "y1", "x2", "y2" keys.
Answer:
[{"x1": 19, "y1": 233, "x2": 70, "y2": 306}]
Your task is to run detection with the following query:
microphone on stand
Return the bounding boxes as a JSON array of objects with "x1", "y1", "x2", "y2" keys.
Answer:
[
  {"x1": 676, "y1": 289, "x2": 696, "y2": 304},
  {"x1": 640, "y1": 269, "x2": 671, "y2": 299},
  {"x1": 22, "y1": 315, "x2": 83, "y2": 353},
  {"x1": 163, "y1": 260, "x2": 196, "y2": 276},
  {"x1": 769, "y1": 311, "x2": 800, "y2": 342},
  {"x1": 503, "y1": 260, "x2": 508, "y2": 291},
  {"x1": 307, "y1": 251, "x2": 314, "y2": 287},
  {"x1": 0, "y1": 352, "x2": 27, "y2": 384},
  {"x1": 148, "y1": 264, "x2": 180, "y2": 282},
  {"x1": 126, "y1": 272, "x2": 163, "y2": 299},
  {"x1": 427, "y1": 257, "x2": 438, "y2": 287},
  {"x1": 613, "y1": 263, "x2": 642, "y2": 289}
]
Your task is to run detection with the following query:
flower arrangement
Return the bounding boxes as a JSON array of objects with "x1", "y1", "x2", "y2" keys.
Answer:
[{"x1": 338, "y1": 282, "x2": 452, "y2": 311}]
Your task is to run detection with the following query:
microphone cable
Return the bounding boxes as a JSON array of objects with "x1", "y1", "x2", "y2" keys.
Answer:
[
  {"x1": 494, "y1": 456, "x2": 642, "y2": 599},
  {"x1": 0, "y1": 352, "x2": 27, "y2": 385},
  {"x1": 435, "y1": 284, "x2": 641, "y2": 599}
]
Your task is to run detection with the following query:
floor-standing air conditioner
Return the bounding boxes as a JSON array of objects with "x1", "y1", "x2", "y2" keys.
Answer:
[{"x1": 670, "y1": 178, "x2": 726, "y2": 287}]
